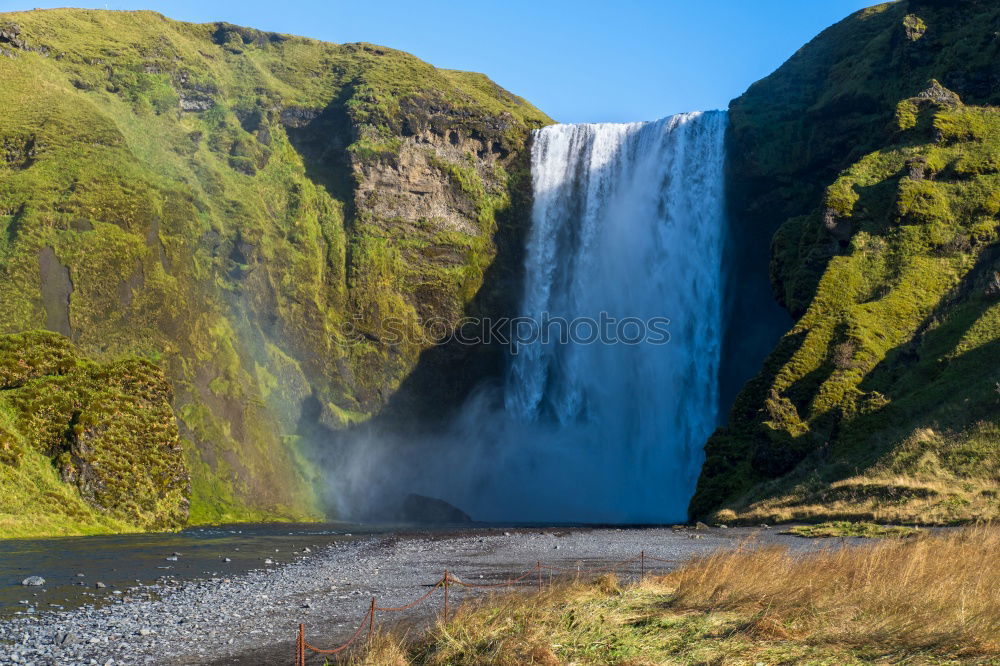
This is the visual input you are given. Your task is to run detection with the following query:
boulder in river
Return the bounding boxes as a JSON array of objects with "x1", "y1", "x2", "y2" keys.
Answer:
[
  {"x1": 397, "y1": 494, "x2": 472, "y2": 524},
  {"x1": 21, "y1": 576, "x2": 45, "y2": 586}
]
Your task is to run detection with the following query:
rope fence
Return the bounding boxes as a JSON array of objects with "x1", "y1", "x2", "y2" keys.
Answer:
[{"x1": 294, "y1": 549, "x2": 676, "y2": 665}]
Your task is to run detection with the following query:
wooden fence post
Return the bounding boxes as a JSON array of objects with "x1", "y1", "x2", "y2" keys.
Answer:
[
  {"x1": 368, "y1": 596, "x2": 375, "y2": 640},
  {"x1": 443, "y1": 570, "x2": 449, "y2": 621}
]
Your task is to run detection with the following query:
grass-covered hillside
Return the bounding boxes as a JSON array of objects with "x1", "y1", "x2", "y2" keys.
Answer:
[
  {"x1": 0, "y1": 331, "x2": 187, "y2": 536},
  {"x1": 695, "y1": 0, "x2": 1000, "y2": 524},
  {"x1": 0, "y1": 9, "x2": 550, "y2": 535}
]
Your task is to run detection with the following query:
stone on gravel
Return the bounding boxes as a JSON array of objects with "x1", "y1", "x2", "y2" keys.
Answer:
[
  {"x1": 54, "y1": 631, "x2": 77, "y2": 645},
  {"x1": 95, "y1": 582, "x2": 106, "y2": 588}
]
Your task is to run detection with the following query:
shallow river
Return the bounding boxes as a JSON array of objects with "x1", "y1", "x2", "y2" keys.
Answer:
[{"x1": 0, "y1": 522, "x2": 408, "y2": 617}]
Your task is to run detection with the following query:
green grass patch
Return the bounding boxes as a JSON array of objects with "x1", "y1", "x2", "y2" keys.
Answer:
[{"x1": 784, "y1": 521, "x2": 921, "y2": 538}]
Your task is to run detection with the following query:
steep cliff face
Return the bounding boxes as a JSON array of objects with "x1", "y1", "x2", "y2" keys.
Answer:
[
  {"x1": 695, "y1": 0, "x2": 1000, "y2": 525},
  {"x1": 0, "y1": 9, "x2": 549, "y2": 534}
]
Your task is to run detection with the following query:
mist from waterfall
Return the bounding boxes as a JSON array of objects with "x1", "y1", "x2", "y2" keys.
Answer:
[{"x1": 329, "y1": 111, "x2": 728, "y2": 524}]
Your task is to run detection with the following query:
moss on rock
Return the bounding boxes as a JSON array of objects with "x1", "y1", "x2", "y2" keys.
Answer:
[{"x1": 0, "y1": 331, "x2": 189, "y2": 535}]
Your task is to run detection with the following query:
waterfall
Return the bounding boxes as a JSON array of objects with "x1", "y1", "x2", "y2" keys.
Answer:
[
  {"x1": 496, "y1": 111, "x2": 728, "y2": 522},
  {"x1": 330, "y1": 111, "x2": 728, "y2": 525}
]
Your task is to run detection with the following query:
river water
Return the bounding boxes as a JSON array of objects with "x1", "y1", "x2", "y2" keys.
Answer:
[{"x1": 0, "y1": 523, "x2": 402, "y2": 617}]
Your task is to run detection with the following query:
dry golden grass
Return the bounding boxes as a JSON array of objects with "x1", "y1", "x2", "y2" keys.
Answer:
[
  {"x1": 665, "y1": 524, "x2": 1000, "y2": 658},
  {"x1": 341, "y1": 526, "x2": 999, "y2": 665},
  {"x1": 345, "y1": 634, "x2": 410, "y2": 666},
  {"x1": 341, "y1": 585, "x2": 574, "y2": 665},
  {"x1": 723, "y1": 472, "x2": 1000, "y2": 527},
  {"x1": 717, "y1": 425, "x2": 1000, "y2": 527}
]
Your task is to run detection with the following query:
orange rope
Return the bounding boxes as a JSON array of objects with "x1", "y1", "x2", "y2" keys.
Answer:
[
  {"x1": 539, "y1": 553, "x2": 643, "y2": 574},
  {"x1": 446, "y1": 564, "x2": 540, "y2": 588},
  {"x1": 641, "y1": 554, "x2": 676, "y2": 564},
  {"x1": 375, "y1": 578, "x2": 445, "y2": 612},
  {"x1": 302, "y1": 605, "x2": 373, "y2": 656}
]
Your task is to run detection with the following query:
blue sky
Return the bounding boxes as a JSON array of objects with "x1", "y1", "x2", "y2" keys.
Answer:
[{"x1": 4, "y1": 0, "x2": 879, "y2": 123}]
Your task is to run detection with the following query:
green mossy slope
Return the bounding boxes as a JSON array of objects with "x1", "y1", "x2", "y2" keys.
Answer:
[
  {"x1": 0, "y1": 9, "x2": 550, "y2": 534},
  {"x1": 0, "y1": 331, "x2": 188, "y2": 537},
  {"x1": 694, "y1": 0, "x2": 1000, "y2": 525}
]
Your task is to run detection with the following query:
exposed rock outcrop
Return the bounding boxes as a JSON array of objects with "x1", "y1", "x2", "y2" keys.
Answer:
[{"x1": 398, "y1": 494, "x2": 472, "y2": 524}]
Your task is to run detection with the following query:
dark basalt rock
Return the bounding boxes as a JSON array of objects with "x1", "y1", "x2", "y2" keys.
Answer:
[
  {"x1": 0, "y1": 23, "x2": 26, "y2": 50},
  {"x1": 822, "y1": 208, "x2": 854, "y2": 242},
  {"x1": 398, "y1": 494, "x2": 472, "y2": 524},
  {"x1": 916, "y1": 79, "x2": 962, "y2": 108},
  {"x1": 179, "y1": 95, "x2": 213, "y2": 112}
]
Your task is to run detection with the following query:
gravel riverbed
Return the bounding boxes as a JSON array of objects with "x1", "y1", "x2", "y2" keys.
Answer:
[{"x1": 0, "y1": 525, "x2": 835, "y2": 665}]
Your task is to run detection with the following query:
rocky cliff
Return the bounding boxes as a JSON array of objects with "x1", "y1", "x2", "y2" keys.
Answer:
[
  {"x1": 0, "y1": 9, "x2": 549, "y2": 535},
  {"x1": 694, "y1": 0, "x2": 1000, "y2": 525}
]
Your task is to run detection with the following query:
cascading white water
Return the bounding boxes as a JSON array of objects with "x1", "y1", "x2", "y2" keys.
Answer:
[
  {"x1": 330, "y1": 111, "x2": 728, "y2": 524},
  {"x1": 497, "y1": 111, "x2": 728, "y2": 522}
]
